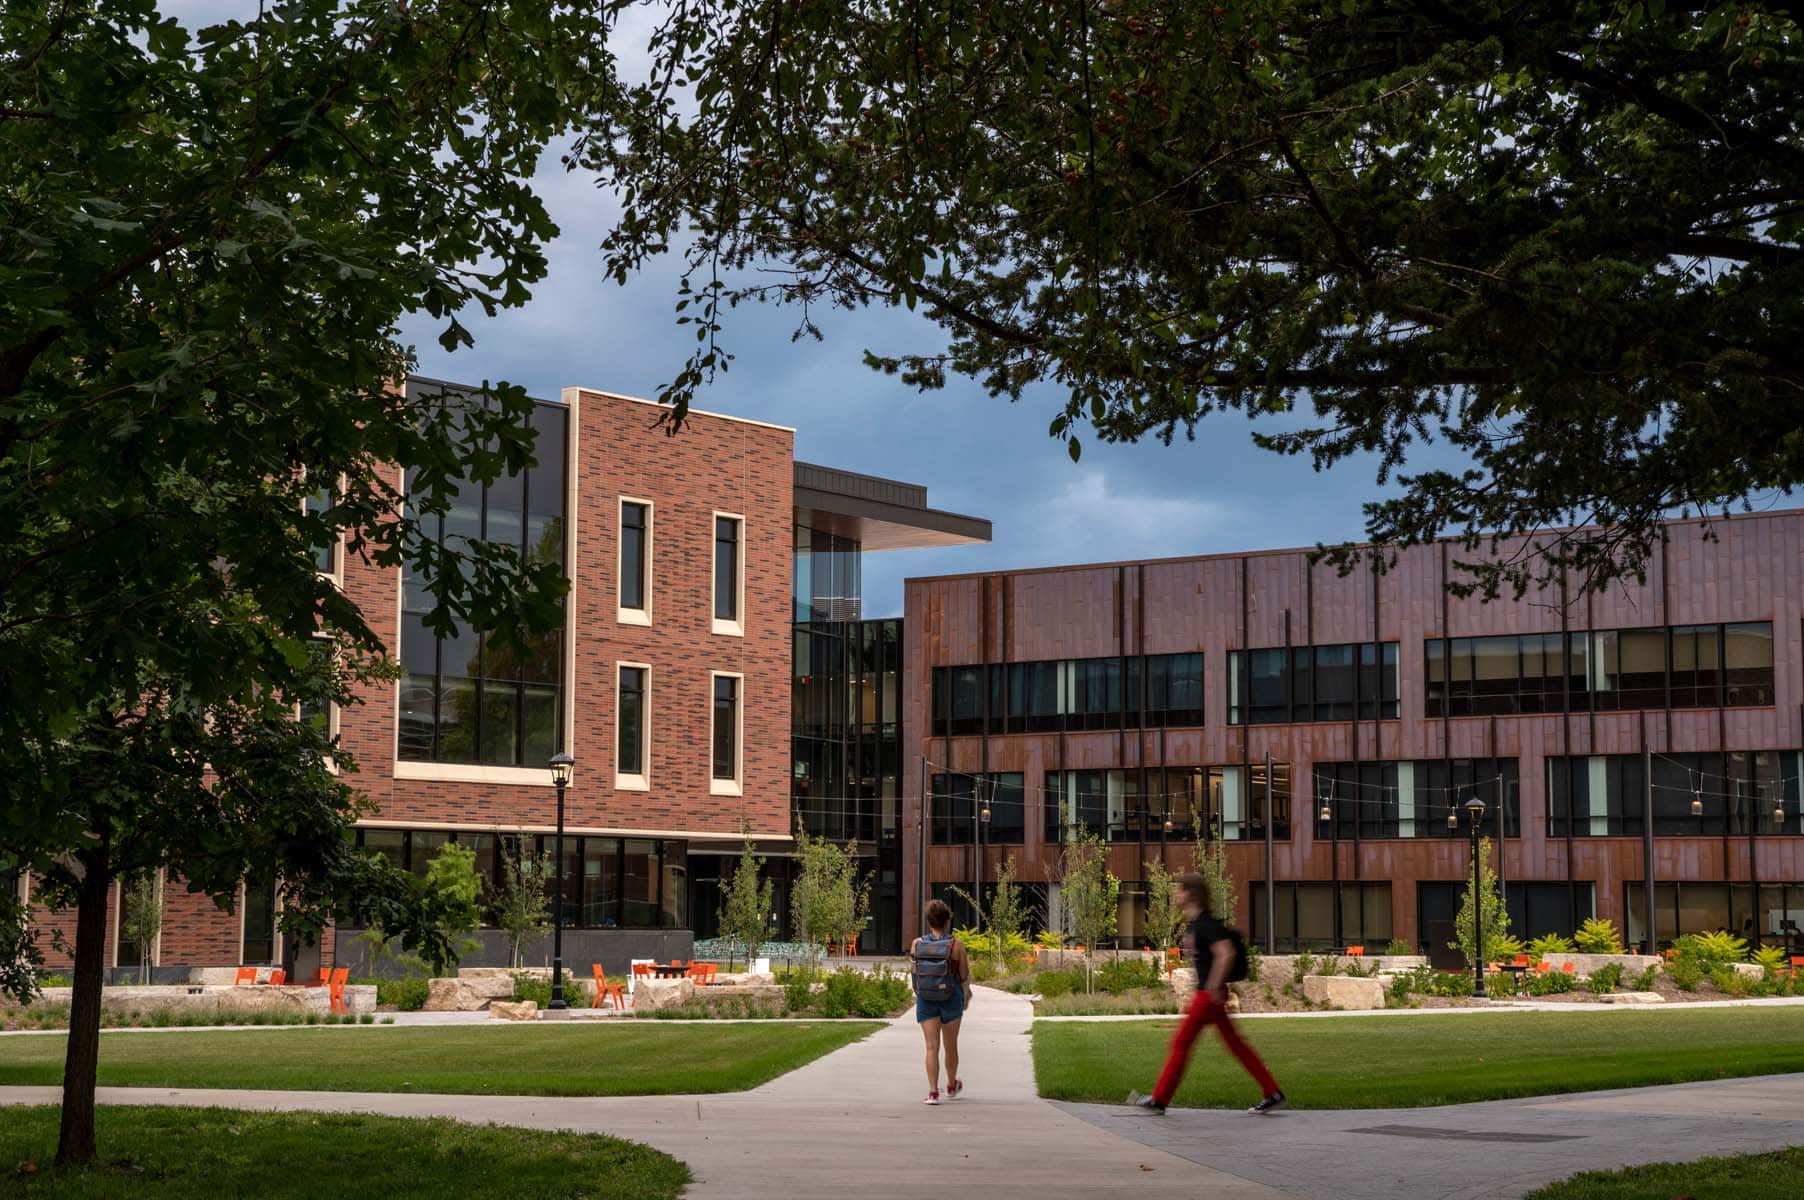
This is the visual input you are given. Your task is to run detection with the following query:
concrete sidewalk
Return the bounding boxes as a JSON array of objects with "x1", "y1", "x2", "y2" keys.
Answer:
[
  {"x1": 0, "y1": 987, "x2": 1285, "y2": 1199},
  {"x1": 1062, "y1": 1073, "x2": 1804, "y2": 1200}
]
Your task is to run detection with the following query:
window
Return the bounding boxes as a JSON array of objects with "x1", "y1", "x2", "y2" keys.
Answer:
[
  {"x1": 304, "y1": 482, "x2": 339, "y2": 576},
  {"x1": 1045, "y1": 764, "x2": 1288, "y2": 843},
  {"x1": 1549, "y1": 750, "x2": 1800, "y2": 838},
  {"x1": 929, "y1": 651, "x2": 1203, "y2": 736},
  {"x1": 1228, "y1": 642, "x2": 1398, "y2": 725},
  {"x1": 711, "y1": 673, "x2": 742, "y2": 792},
  {"x1": 397, "y1": 396, "x2": 567, "y2": 765},
  {"x1": 1144, "y1": 653, "x2": 1203, "y2": 727},
  {"x1": 618, "y1": 499, "x2": 651, "y2": 623},
  {"x1": 1316, "y1": 758, "x2": 1520, "y2": 839},
  {"x1": 240, "y1": 872, "x2": 278, "y2": 966},
  {"x1": 1626, "y1": 881, "x2": 1804, "y2": 953},
  {"x1": 1250, "y1": 882, "x2": 1392, "y2": 952},
  {"x1": 931, "y1": 773, "x2": 1025, "y2": 845},
  {"x1": 713, "y1": 513, "x2": 743, "y2": 633},
  {"x1": 1429, "y1": 622, "x2": 1774, "y2": 716},
  {"x1": 616, "y1": 665, "x2": 649, "y2": 789}
]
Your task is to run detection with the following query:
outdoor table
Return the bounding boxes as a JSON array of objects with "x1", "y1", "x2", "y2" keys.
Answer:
[{"x1": 651, "y1": 964, "x2": 689, "y2": 979}]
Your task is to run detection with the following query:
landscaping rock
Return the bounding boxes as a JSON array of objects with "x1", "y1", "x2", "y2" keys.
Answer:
[
  {"x1": 1600, "y1": 991, "x2": 1664, "y2": 1005},
  {"x1": 1301, "y1": 974, "x2": 1384, "y2": 1010},
  {"x1": 1541, "y1": 953, "x2": 1661, "y2": 977},
  {"x1": 690, "y1": 984, "x2": 786, "y2": 1014},
  {"x1": 423, "y1": 977, "x2": 501, "y2": 1012},
  {"x1": 632, "y1": 978, "x2": 694, "y2": 1012},
  {"x1": 489, "y1": 1000, "x2": 538, "y2": 1021},
  {"x1": 1728, "y1": 962, "x2": 1765, "y2": 980},
  {"x1": 1172, "y1": 967, "x2": 1197, "y2": 1006},
  {"x1": 453, "y1": 970, "x2": 518, "y2": 1002}
]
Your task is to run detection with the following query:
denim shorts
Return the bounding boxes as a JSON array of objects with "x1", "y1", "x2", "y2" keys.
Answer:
[{"x1": 915, "y1": 990, "x2": 965, "y2": 1024}]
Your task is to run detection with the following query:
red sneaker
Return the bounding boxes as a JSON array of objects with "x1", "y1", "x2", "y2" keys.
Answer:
[
  {"x1": 947, "y1": 1079, "x2": 964, "y2": 1099},
  {"x1": 923, "y1": 1091, "x2": 939, "y2": 1106}
]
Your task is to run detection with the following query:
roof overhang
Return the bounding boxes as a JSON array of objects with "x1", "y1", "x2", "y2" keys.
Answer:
[{"x1": 794, "y1": 462, "x2": 991, "y2": 551}]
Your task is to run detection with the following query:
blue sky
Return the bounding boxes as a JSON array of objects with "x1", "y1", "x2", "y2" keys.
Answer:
[{"x1": 166, "y1": 1, "x2": 1402, "y2": 618}]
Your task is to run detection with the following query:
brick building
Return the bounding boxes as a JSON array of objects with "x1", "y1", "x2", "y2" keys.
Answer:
[
  {"x1": 905, "y1": 515, "x2": 1804, "y2": 965},
  {"x1": 18, "y1": 376, "x2": 988, "y2": 979}
]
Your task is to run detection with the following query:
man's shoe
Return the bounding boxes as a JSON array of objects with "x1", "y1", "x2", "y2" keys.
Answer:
[
  {"x1": 1248, "y1": 1091, "x2": 1287, "y2": 1115},
  {"x1": 1127, "y1": 1090, "x2": 1166, "y2": 1114}
]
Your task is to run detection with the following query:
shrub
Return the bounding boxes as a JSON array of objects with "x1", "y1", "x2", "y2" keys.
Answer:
[
  {"x1": 1527, "y1": 933, "x2": 1576, "y2": 961},
  {"x1": 1291, "y1": 952, "x2": 1317, "y2": 985},
  {"x1": 1527, "y1": 969, "x2": 1575, "y2": 995},
  {"x1": 1427, "y1": 970, "x2": 1474, "y2": 998},
  {"x1": 1315, "y1": 956, "x2": 1342, "y2": 977},
  {"x1": 783, "y1": 971, "x2": 814, "y2": 1013},
  {"x1": 1384, "y1": 939, "x2": 1413, "y2": 957},
  {"x1": 1034, "y1": 930, "x2": 1064, "y2": 949},
  {"x1": 1095, "y1": 958, "x2": 1163, "y2": 994},
  {"x1": 1668, "y1": 957, "x2": 1704, "y2": 991},
  {"x1": 800, "y1": 968, "x2": 911, "y2": 1017},
  {"x1": 510, "y1": 970, "x2": 571, "y2": 1008},
  {"x1": 369, "y1": 976, "x2": 430, "y2": 1011},
  {"x1": 1750, "y1": 945, "x2": 1787, "y2": 974},
  {"x1": 1709, "y1": 966, "x2": 1752, "y2": 997},
  {"x1": 358, "y1": 1012, "x2": 375, "y2": 1024},
  {"x1": 1677, "y1": 931, "x2": 1748, "y2": 968},
  {"x1": 1574, "y1": 917, "x2": 1626, "y2": 955},
  {"x1": 1632, "y1": 965, "x2": 1659, "y2": 991},
  {"x1": 1586, "y1": 963, "x2": 1625, "y2": 994},
  {"x1": 1246, "y1": 945, "x2": 1262, "y2": 982}
]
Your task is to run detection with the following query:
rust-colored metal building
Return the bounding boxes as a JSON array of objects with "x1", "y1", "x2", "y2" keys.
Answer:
[{"x1": 903, "y1": 513, "x2": 1804, "y2": 962}]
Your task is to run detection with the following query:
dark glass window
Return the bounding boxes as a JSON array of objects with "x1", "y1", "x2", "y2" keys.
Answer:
[
  {"x1": 1250, "y1": 882, "x2": 1391, "y2": 952},
  {"x1": 305, "y1": 483, "x2": 338, "y2": 575},
  {"x1": 397, "y1": 395, "x2": 566, "y2": 765},
  {"x1": 1551, "y1": 750, "x2": 1798, "y2": 838},
  {"x1": 618, "y1": 666, "x2": 646, "y2": 776},
  {"x1": 1229, "y1": 642, "x2": 1398, "y2": 725},
  {"x1": 620, "y1": 501, "x2": 649, "y2": 612},
  {"x1": 712, "y1": 675, "x2": 740, "y2": 781},
  {"x1": 1725, "y1": 623, "x2": 1776, "y2": 706},
  {"x1": 931, "y1": 773, "x2": 1025, "y2": 845},
  {"x1": 714, "y1": 515, "x2": 741, "y2": 622},
  {"x1": 1145, "y1": 652, "x2": 1204, "y2": 727},
  {"x1": 1626, "y1": 881, "x2": 1804, "y2": 954},
  {"x1": 241, "y1": 872, "x2": 278, "y2": 965}
]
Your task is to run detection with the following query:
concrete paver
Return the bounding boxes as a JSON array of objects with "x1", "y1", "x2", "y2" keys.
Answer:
[{"x1": 1060, "y1": 1073, "x2": 1804, "y2": 1200}]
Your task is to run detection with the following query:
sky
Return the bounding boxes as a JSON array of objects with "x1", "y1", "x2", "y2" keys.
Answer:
[{"x1": 165, "y1": 1, "x2": 1409, "y2": 618}]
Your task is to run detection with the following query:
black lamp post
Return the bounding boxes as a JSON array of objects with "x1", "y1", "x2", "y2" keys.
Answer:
[
  {"x1": 547, "y1": 751, "x2": 575, "y2": 1011},
  {"x1": 1464, "y1": 793, "x2": 1488, "y2": 998}
]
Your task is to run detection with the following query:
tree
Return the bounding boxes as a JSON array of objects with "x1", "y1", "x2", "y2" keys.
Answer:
[
  {"x1": 1, "y1": 0, "x2": 602, "y2": 1164},
  {"x1": 983, "y1": 855, "x2": 1031, "y2": 973},
  {"x1": 719, "y1": 822, "x2": 774, "y2": 970},
  {"x1": 1058, "y1": 833, "x2": 1119, "y2": 993},
  {"x1": 1143, "y1": 860, "x2": 1185, "y2": 960},
  {"x1": 354, "y1": 842, "x2": 484, "y2": 977},
  {"x1": 1193, "y1": 829, "x2": 1237, "y2": 927},
  {"x1": 1452, "y1": 839, "x2": 1514, "y2": 969},
  {"x1": 585, "y1": 2, "x2": 1804, "y2": 597},
  {"x1": 118, "y1": 874, "x2": 163, "y2": 986},
  {"x1": 492, "y1": 839, "x2": 555, "y2": 971},
  {"x1": 790, "y1": 831, "x2": 869, "y2": 964}
]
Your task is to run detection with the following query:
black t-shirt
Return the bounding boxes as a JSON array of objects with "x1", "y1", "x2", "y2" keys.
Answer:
[{"x1": 1183, "y1": 913, "x2": 1231, "y2": 973}]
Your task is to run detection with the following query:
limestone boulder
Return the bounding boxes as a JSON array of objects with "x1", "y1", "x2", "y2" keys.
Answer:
[
  {"x1": 489, "y1": 1000, "x2": 538, "y2": 1021},
  {"x1": 1171, "y1": 967, "x2": 1198, "y2": 1007},
  {"x1": 423, "y1": 977, "x2": 501, "y2": 1012},
  {"x1": 1728, "y1": 962, "x2": 1766, "y2": 980},
  {"x1": 692, "y1": 984, "x2": 786, "y2": 1015},
  {"x1": 1600, "y1": 991, "x2": 1664, "y2": 1005},
  {"x1": 632, "y1": 978, "x2": 694, "y2": 1012},
  {"x1": 1301, "y1": 974, "x2": 1384, "y2": 1011},
  {"x1": 216, "y1": 987, "x2": 314, "y2": 1017},
  {"x1": 1541, "y1": 953, "x2": 1661, "y2": 977},
  {"x1": 452, "y1": 970, "x2": 518, "y2": 1002}
]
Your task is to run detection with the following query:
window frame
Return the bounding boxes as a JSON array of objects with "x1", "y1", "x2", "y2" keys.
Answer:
[
  {"x1": 709, "y1": 670, "x2": 744, "y2": 795},
  {"x1": 617, "y1": 497, "x2": 653, "y2": 626},
  {"x1": 304, "y1": 472, "x2": 343, "y2": 583},
  {"x1": 711, "y1": 511, "x2": 746, "y2": 636},
  {"x1": 615, "y1": 661, "x2": 651, "y2": 791}
]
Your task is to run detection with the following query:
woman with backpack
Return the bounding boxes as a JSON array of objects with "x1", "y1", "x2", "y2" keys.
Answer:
[
  {"x1": 1129, "y1": 873, "x2": 1286, "y2": 1115},
  {"x1": 910, "y1": 898, "x2": 972, "y2": 1105}
]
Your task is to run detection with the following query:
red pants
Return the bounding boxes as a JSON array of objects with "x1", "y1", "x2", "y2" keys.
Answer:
[{"x1": 1153, "y1": 988, "x2": 1279, "y2": 1106}]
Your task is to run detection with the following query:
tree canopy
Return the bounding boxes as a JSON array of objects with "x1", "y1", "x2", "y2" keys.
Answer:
[
  {"x1": 2, "y1": 0, "x2": 603, "y2": 1162},
  {"x1": 585, "y1": 0, "x2": 1804, "y2": 594}
]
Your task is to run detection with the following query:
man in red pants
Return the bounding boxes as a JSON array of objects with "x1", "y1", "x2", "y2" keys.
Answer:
[{"x1": 1129, "y1": 873, "x2": 1285, "y2": 1115}]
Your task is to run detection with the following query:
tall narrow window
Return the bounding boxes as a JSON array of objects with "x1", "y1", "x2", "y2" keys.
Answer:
[
  {"x1": 711, "y1": 673, "x2": 742, "y2": 791},
  {"x1": 305, "y1": 483, "x2": 338, "y2": 575},
  {"x1": 619, "y1": 500, "x2": 651, "y2": 622},
  {"x1": 713, "y1": 514, "x2": 743, "y2": 632},
  {"x1": 617, "y1": 665, "x2": 648, "y2": 787}
]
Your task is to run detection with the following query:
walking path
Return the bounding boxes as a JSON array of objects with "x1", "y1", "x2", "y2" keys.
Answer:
[
  {"x1": 6, "y1": 987, "x2": 1801, "y2": 1199},
  {"x1": 1063, "y1": 1073, "x2": 1804, "y2": 1200}
]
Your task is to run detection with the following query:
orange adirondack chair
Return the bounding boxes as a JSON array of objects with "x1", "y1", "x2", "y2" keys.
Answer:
[
  {"x1": 327, "y1": 966, "x2": 350, "y2": 1014},
  {"x1": 233, "y1": 967, "x2": 258, "y2": 986},
  {"x1": 266, "y1": 968, "x2": 286, "y2": 986},
  {"x1": 1346, "y1": 945, "x2": 1365, "y2": 957},
  {"x1": 591, "y1": 964, "x2": 627, "y2": 1010}
]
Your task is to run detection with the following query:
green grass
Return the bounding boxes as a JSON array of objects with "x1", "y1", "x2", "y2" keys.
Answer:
[
  {"x1": 1034, "y1": 1008, "x2": 1804, "y2": 1109},
  {"x1": 0, "y1": 1022, "x2": 877, "y2": 1097},
  {"x1": 1525, "y1": 1147, "x2": 1804, "y2": 1199},
  {"x1": 0, "y1": 1105, "x2": 687, "y2": 1198}
]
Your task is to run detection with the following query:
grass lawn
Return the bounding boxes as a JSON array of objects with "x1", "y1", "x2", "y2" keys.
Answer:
[
  {"x1": 0, "y1": 1022, "x2": 877, "y2": 1096},
  {"x1": 0, "y1": 1105, "x2": 687, "y2": 1198},
  {"x1": 1034, "y1": 1008, "x2": 1804, "y2": 1109},
  {"x1": 1524, "y1": 1147, "x2": 1804, "y2": 1199}
]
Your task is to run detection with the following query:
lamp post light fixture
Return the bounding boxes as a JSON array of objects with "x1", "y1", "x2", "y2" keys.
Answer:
[
  {"x1": 547, "y1": 751, "x2": 575, "y2": 1012},
  {"x1": 1447, "y1": 804, "x2": 1459, "y2": 831},
  {"x1": 1464, "y1": 793, "x2": 1488, "y2": 999}
]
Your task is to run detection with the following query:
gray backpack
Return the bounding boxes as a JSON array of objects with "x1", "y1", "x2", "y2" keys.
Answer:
[{"x1": 911, "y1": 935, "x2": 958, "y2": 1002}]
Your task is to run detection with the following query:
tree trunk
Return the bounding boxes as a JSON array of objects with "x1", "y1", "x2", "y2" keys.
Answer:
[{"x1": 57, "y1": 845, "x2": 111, "y2": 1166}]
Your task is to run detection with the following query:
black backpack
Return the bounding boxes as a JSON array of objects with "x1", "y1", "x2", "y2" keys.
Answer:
[
  {"x1": 911, "y1": 935, "x2": 959, "y2": 1002},
  {"x1": 1223, "y1": 925, "x2": 1251, "y2": 984}
]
